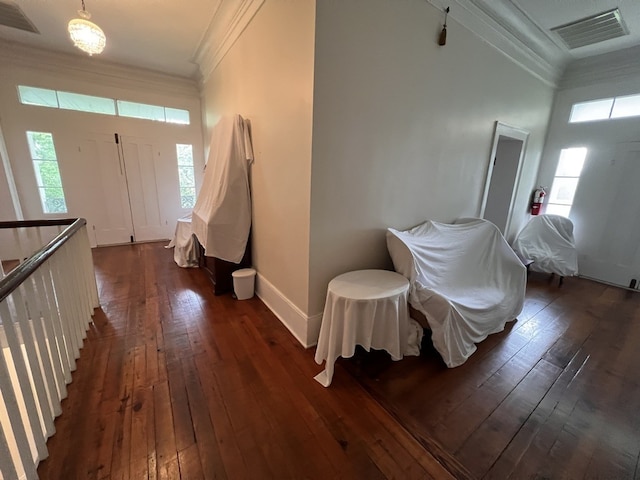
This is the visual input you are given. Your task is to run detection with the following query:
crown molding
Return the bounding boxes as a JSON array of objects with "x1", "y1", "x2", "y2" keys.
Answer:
[
  {"x1": 560, "y1": 44, "x2": 640, "y2": 90},
  {"x1": 194, "y1": 0, "x2": 265, "y2": 85},
  {"x1": 426, "y1": 0, "x2": 567, "y2": 87},
  {"x1": 0, "y1": 39, "x2": 199, "y2": 98}
]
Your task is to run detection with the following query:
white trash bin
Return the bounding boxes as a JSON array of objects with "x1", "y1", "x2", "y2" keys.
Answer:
[{"x1": 232, "y1": 268, "x2": 256, "y2": 300}]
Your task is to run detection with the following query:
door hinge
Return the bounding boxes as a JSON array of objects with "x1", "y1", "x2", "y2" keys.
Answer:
[
  {"x1": 130, "y1": 235, "x2": 134, "y2": 243},
  {"x1": 115, "y1": 133, "x2": 120, "y2": 144}
]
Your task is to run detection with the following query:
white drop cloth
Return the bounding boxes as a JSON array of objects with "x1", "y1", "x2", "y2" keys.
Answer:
[
  {"x1": 314, "y1": 270, "x2": 418, "y2": 387},
  {"x1": 386, "y1": 219, "x2": 526, "y2": 368},
  {"x1": 192, "y1": 114, "x2": 253, "y2": 263},
  {"x1": 512, "y1": 215, "x2": 578, "y2": 277},
  {"x1": 166, "y1": 214, "x2": 199, "y2": 268}
]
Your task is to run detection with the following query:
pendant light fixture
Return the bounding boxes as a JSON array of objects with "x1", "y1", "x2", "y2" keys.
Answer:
[{"x1": 68, "y1": 0, "x2": 106, "y2": 56}]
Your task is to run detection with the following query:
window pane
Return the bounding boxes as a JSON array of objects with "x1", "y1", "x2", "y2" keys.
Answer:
[
  {"x1": 545, "y1": 204, "x2": 571, "y2": 217},
  {"x1": 26, "y1": 132, "x2": 57, "y2": 160},
  {"x1": 33, "y1": 161, "x2": 63, "y2": 187},
  {"x1": 569, "y1": 98, "x2": 613, "y2": 123},
  {"x1": 18, "y1": 86, "x2": 59, "y2": 108},
  {"x1": 26, "y1": 131, "x2": 67, "y2": 214},
  {"x1": 176, "y1": 144, "x2": 194, "y2": 166},
  {"x1": 166, "y1": 108, "x2": 190, "y2": 125},
  {"x1": 41, "y1": 189, "x2": 67, "y2": 213},
  {"x1": 117, "y1": 100, "x2": 165, "y2": 122},
  {"x1": 611, "y1": 94, "x2": 640, "y2": 119},
  {"x1": 555, "y1": 147, "x2": 587, "y2": 177},
  {"x1": 178, "y1": 166, "x2": 195, "y2": 187},
  {"x1": 180, "y1": 188, "x2": 196, "y2": 209},
  {"x1": 549, "y1": 177, "x2": 579, "y2": 205},
  {"x1": 58, "y1": 91, "x2": 116, "y2": 115}
]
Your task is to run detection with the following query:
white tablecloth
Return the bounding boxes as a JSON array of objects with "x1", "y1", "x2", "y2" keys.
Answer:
[{"x1": 314, "y1": 269, "x2": 411, "y2": 387}]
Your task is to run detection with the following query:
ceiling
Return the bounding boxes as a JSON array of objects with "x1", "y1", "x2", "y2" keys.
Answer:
[
  {"x1": 511, "y1": 0, "x2": 640, "y2": 59},
  {"x1": 0, "y1": 0, "x2": 221, "y2": 78},
  {"x1": 0, "y1": 0, "x2": 639, "y2": 81}
]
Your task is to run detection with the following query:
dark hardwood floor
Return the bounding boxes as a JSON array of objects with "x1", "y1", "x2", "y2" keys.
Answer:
[
  {"x1": 345, "y1": 271, "x2": 640, "y2": 479},
  {"x1": 36, "y1": 242, "x2": 640, "y2": 479},
  {"x1": 36, "y1": 242, "x2": 450, "y2": 480}
]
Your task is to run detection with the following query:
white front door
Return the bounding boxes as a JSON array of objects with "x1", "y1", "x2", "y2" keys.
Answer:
[
  {"x1": 571, "y1": 141, "x2": 640, "y2": 287},
  {"x1": 79, "y1": 133, "x2": 135, "y2": 245},
  {"x1": 118, "y1": 134, "x2": 173, "y2": 242},
  {"x1": 77, "y1": 132, "x2": 175, "y2": 245}
]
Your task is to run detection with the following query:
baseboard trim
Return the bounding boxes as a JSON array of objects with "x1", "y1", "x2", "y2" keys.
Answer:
[{"x1": 255, "y1": 273, "x2": 322, "y2": 348}]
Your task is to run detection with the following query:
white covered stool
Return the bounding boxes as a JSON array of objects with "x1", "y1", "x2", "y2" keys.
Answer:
[
  {"x1": 314, "y1": 269, "x2": 412, "y2": 387},
  {"x1": 166, "y1": 214, "x2": 199, "y2": 268}
]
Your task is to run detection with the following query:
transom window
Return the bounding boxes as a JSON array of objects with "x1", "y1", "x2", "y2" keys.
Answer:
[
  {"x1": 546, "y1": 147, "x2": 587, "y2": 217},
  {"x1": 26, "y1": 131, "x2": 68, "y2": 214},
  {"x1": 17, "y1": 85, "x2": 190, "y2": 125},
  {"x1": 570, "y1": 93, "x2": 640, "y2": 123},
  {"x1": 176, "y1": 144, "x2": 196, "y2": 209}
]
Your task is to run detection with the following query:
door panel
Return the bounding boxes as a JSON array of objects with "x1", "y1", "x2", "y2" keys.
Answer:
[
  {"x1": 572, "y1": 142, "x2": 640, "y2": 286},
  {"x1": 80, "y1": 134, "x2": 135, "y2": 245},
  {"x1": 120, "y1": 136, "x2": 172, "y2": 242}
]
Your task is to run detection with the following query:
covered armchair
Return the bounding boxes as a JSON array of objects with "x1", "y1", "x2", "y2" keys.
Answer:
[
  {"x1": 386, "y1": 218, "x2": 526, "y2": 368},
  {"x1": 512, "y1": 214, "x2": 578, "y2": 284}
]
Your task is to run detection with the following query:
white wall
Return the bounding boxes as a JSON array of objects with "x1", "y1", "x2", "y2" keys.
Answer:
[
  {"x1": 0, "y1": 143, "x2": 18, "y2": 221},
  {"x1": 200, "y1": 0, "x2": 316, "y2": 343},
  {"x1": 0, "y1": 46, "x2": 204, "y2": 246},
  {"x1": 309, "y1": 0, "x2": 555, "y2": 317},
  {"x1": 537, "y1": 57, "x2": 640, "y2": 287}
]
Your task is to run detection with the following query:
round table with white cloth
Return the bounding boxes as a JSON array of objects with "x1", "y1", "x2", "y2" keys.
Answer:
[{"x1": 314, "y1": 269, "x2": 412, "y2": 387}]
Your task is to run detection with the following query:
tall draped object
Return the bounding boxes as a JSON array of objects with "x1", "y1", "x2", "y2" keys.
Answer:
[{"x1": 192, "y1": 114, "x2": 254, "y2": 263}]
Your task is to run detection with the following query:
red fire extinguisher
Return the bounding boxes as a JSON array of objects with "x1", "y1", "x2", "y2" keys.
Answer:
[{"x1": 531, "y1": 186, "x2": 546, "y2": 215}]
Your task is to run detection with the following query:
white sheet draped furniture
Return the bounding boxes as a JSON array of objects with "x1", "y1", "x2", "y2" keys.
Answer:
[
  {"x1": 192, "y1": 114, "x2": 254, "y2": 263},
  {"x1": 314, "y1": 270, "x2": 412, "y2": 387},
  {"x1": 512, "y1": 214, "x2": 578, "y2": 278},
  {"x1": 387, "y1": 218, "x2": 526, "y2": 368},
  {"x1": 166, "y1": 214, "x2": 199, "y2": 267}
]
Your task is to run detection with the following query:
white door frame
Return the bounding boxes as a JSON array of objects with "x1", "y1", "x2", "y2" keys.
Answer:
[{"x1": 479, "y1": 121, "x2": 529, "y2": 236}]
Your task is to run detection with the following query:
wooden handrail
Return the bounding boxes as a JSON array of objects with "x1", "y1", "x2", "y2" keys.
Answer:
[
  {"x1": 0, "y1": 218, "x2": 79, "y2": 229},
  {"x1": 0, "y1": 218, "x2": 87, "y2": 303}
]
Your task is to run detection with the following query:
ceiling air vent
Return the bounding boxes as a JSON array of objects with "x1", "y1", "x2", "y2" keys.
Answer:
[
  {"x1": 0, "y1": 1, "x2": 39, "y2": 34},
  {"x1": 551, "y1": 8, "x2": 628, "y2": 49}
]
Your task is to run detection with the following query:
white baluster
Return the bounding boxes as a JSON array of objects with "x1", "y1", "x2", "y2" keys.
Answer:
[
  {"x1": 43, "y1": 259, "x2": 73, "y2": 388},
  {"x1": 34, "y1": 264, "x2": 68, "y2": 401},
  {"x1": 0, "y1": 418, "x2": 19, "y2": 480},
  {"x1": 0, "y1": 294, "x2": 49, "y2": 463},
  {"x1": 0, "y1": 301, "x2": 38, "y2": 480},
  {"x1": 17, "y1": 280, "x2": 58, "y2": 430},
  {"x1": 59, "y1": 243, "x2": 86, "y2": 348},
  {"x1": 79, "y1": 226, "x2": 100, "y2": 309},
  {"x1": 49, "y1": 254, "x2": 79, "y2": 367}
]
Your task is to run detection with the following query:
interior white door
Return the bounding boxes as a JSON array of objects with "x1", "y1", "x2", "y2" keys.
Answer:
[
  {"x1": 118, "y1": 134, "x2": 173, "y2": 242},
  {"x1": 479, "y1": 122, "x2": 529, "y2": 239},
  {"x1": 80, "y1": 133, "x2": 135, "y2": 245},
  {"x1": 571, "y1": 142, "x2": 640, "y2": 287}
]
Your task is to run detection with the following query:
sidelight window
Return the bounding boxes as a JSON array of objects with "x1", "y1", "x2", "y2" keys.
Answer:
[
  {"x1": 546, "y1": 147, "x2": 587, "y2": 217},
  {"x1": 176, "y1": 144, "x2": 196, "y2": 209},
  {"x1": 26, "y1": 131, "x2": 68, "y2": 214}
]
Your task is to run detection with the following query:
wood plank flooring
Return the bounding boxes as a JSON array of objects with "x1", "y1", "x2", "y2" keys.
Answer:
[
  {"x1": 36, "y1": 242, "x2": 450, "y2": 479},
  {"x1": 344, "y1": 271, "x2": 640, "y2": 479}
]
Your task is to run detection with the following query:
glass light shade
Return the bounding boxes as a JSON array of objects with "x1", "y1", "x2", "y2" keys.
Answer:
[{"x1": 68, "y1": 14, "x2": 106, "y2": 56}]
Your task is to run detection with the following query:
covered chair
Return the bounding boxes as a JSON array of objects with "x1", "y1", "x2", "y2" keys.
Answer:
[
  {"x1": 512, "y1": 214, "x2": 578, "y2": 282},
  {"x1": 387, "y1": 218, "x2": 526, "y2": 368}
]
